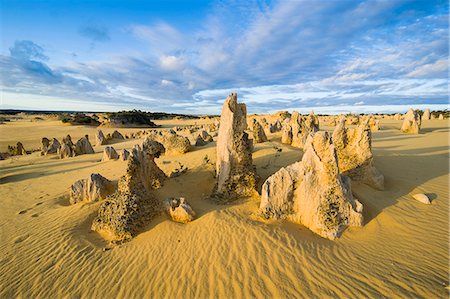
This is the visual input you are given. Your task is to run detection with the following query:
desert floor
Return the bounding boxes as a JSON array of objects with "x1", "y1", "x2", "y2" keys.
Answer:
[{"x1": 0, "y1": 117, "x2": 449, "y2": 298}]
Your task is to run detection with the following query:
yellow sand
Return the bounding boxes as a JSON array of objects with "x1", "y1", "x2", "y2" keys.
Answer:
[{"x1": 0, "y1": 116, "x2": 448, "y2": 298}]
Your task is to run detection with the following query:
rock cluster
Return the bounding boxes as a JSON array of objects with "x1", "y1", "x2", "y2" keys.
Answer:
[
  {"x1": 332, "y1": 118, "x2": 384, "y2": 190},
  {"x1": 281, "y1": 111, "x2": 319, "y2": 148},
  {"x1": 212, "y1": 93, "x2": 257, "y2": 202},
  {"x1": 92, "y1": 139, "x2": 166, "y2": 242},
  {"x1": 70, "y1": 173, "x2": 116, "y2": 205},
  {"x1": 58, "y1": 135, "x2": 75, "y2": 158},
  {"x1": 269, "y1": 120, "x2": 282, "y2": 133},
  {"x1": 401, "y1": 109, "x2": 421, "y2": 134},
  {"x1": 8, "y1": 142, "x2": 27, "y2": 156},
  {"x1": 58, "y1": 135, "x2": 95, "y2": 158},
  {"x1": 361, "y1": 115, "x2": 380, "y2": 131},
  {"x1": 41, "y1": 138, "x2": 60, "y2": 155},
  {"x1": 164, "y1": 197, "x2": 195, "y2": 223},
  {"x1": 147, "y1": 130, "x2": 191, "y2": 154},
  {"x1": 259, "y1": 132, "x2": 363, "y2": 240},
  {"x1": 252, "y1": 119, "x2": 268, "y2": 143}
]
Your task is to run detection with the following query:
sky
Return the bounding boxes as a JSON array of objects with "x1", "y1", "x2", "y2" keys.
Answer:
[{"x1": 0, "y1": 0, "x2": 448, "y2": 114}]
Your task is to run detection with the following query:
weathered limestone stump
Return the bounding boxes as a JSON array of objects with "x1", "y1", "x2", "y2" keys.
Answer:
[
  {"x1": 332, "y1": 118, "x2": 384, "y2": 190},
  {"x1": 200, "y1": 130, "x2": 213, "y2": 142},
  {"x1": 304, "y1": 111, "x2": 320, "y2": 134},
  {"x1": 281, "y1": 111, "x2": 319, "y2": 148},
  {"x1": 74, "y1": 135, "x2": 95, "y2": 155},
  {"x1": 362, "y1": 115, "x2": 380, "y2": 131},
  {"x1": 290, "y1": 132, "x2": 363, "y2": 239},
  {"x1": 439, "y1": 114, "x2": 444, "y2": 120},
  {"x1": 401, "y1": 109, "x2": 421, "y2": 134},
  {"x1": 70, "y1": 173, "x2": 116, "y2": 204},
  {"x1": 8, "y1": 142, "x2": 27, "y2": 156},
  {"x1": 422, "y1": 109, "x2": 431, "y2": 121},
  {"x1": 119, "y1": 149, "x2": 130, "y2": 161},
  {"x1": 111, "y1": 130, "x2": 125, "y2": 140},
  {"x1": 41, "y1": 138, "x2": 60, "y2": 155},
  {"x1": 91, "y1": 139, "x2": 166, "y2": 242},
  {"x1": 281, "y1": 121, "x2": 293, "y2": 144},
  {"x1": 290, "y1": 111, "x2": 304, "y2": 147},
  {"x1": 58, "y1": 136, "x2": 75, "y2": 158},
  {"x1": 102, "y1": 146, "x2": 119, "y2": 161},
  {"x1": 41, "y1": 138, "x2": 50, "y2": 153},
  {"x1": 252, "y1": 119, "x2": 268, "y2": 143},
  {"x1": 164, "y1": 197, "x2": 195, "y2": 223},
  {"x1": 195, "y1": 135, "x2": 207, "y2": 146},
  {"x1": 259, "y1": 162, "x2": 302, "y2": 219},
  {"x1": 269, "y1": 120, "x2": 282, "y2": 133},
  {"x1": 95, "y1": 130, "x2": 106, "y2": 146},
  {"x1": 148, "y1": 130, "x2": 191, "y2": 154},
  {"x1": 212, "y1": 93, "x2": 257, "y2": 202},
  {"x1": 258, "y1": 132, "x2": 363, "y2": 240}
]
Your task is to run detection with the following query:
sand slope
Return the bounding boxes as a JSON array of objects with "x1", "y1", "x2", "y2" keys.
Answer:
[{"x1": 0, "y1": 118, "x2": 448, "y2": 298}]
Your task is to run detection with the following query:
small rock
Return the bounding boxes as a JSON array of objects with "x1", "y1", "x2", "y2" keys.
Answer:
[
  {"x1": 102, "y1": 146, "x2": 119, "y2": 161},
  {"x1": 412, "y1": 193, "x2": 431, "y2": 204},
  {"x1": 164, "y1": 197, "x2": 195, "y2": 223}
]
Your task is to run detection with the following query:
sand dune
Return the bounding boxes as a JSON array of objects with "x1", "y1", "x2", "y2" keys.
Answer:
[{"x1": 0, "y1": 117, "x2": 448, "y2": 297}]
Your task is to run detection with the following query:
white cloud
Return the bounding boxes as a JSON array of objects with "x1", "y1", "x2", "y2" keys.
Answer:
[
  {"x1": 160, "y1": 55, "x2": 183, "y2": 71},
  {"x1": 407, "y1": 58, "x2": 448, "y2": 78},
  {"x1": 161, "y1": 79, "x2": 174, "y2": 86}
]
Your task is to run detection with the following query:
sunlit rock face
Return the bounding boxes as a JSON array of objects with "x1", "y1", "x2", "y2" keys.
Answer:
[
  {"x1": 400, "y1": 109, "x2": 421, "y2": 134},
  {"x1": 212, "y1": 93, "x2": 257, "y2": 203},
  {"x1": 259, "y1": 132, "x2": 363, "y2": 240},
  {"x1": 281, "y1": 111, "x2": 319, "y2": 148},
  {"x1": 332, "y1": 118, "x2": 384, "y2": 190}
]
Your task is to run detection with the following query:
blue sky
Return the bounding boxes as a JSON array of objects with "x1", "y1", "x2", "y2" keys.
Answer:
[{"x1": 0, "y1": 0, "x2": 448, "y2": 114}]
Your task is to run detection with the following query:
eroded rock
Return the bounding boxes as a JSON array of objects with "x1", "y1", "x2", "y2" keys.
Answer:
[
  {"x1": 401, "y1": 109, "x2": 421, "y2": 134},
  {"x1": 95, "y1": 130, "x2": 106, "y2": 146},
  {"x1": 102, "y1": 146, "x2": 119, "y2": 161},
  {"x1": 258, "y1": 132, "x2": 363, "y2": 240},
  {"x1": 148, "y1": 130, "x2": 191, "y2": 154},
  {"x1": 74, "y1": 135, "x2": 95, "y2": 155},
  {"x1": 212, "y1": 93, "x2": 257, "y2": 202},
  {"x1": 91, "y1": 139, "x2": 166, "y2": 242},
  {"x1": 8, "y1": 142, "x2": 27, "y2": 156},
  {"x1": 111, "y1": 130, "x2": 125, "y2": 140},
  {"x1": 252, "y1": 119, "x2": 268, "y2": 143},
  {"x1": 422, "y1": 109, "x2": 431, "y2": 121},
  {"x1": 332, "y1": 118, "x2": 384, "y2": 190},
  {"x1": 412, "y1": 193, "x2": 431, "y2": 204},
  {"x1": 70, "y1": 173, "x2": 116, "y2": 204},
  {"x1": 119, "y1": 149, "x2": 130, "y2": 161},
  {"x1": 164, "y1": 197, "x2": 195, "y2": 223}
]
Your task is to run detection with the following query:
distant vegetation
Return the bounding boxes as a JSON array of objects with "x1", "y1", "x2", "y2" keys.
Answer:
[
  {"x1": 431, "y1": 109, "x2": 448, "y2": 118},
  {"x1": 106, "y1": 110, "x2": 158, "y2": 126},
  {"x1": 60, "y1": 113, "x2": 100, "y2": 126}
]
